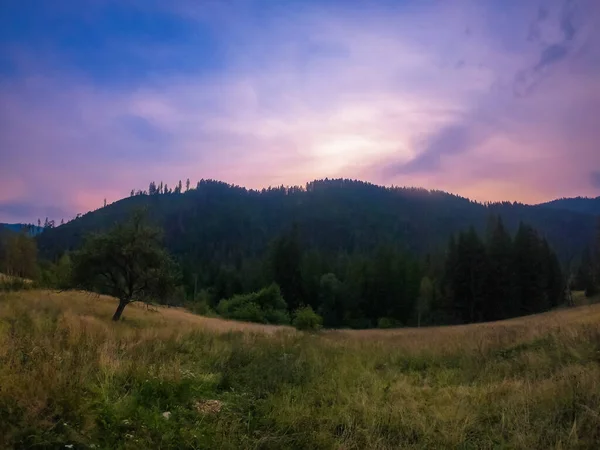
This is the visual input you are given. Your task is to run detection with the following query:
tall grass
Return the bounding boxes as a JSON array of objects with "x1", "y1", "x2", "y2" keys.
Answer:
[{"x1": 1, "y1": 290, "x2": 600, "y2": 449}]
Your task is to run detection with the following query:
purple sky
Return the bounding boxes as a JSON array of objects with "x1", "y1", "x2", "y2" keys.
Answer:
[{"x1": 1, "y1": 0, "x2": 600, "y2": 223}]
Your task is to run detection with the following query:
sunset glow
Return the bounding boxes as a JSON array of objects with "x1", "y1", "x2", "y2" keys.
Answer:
[{"x1": 1, "y1": 0, "x2": 599, "y2": 223}]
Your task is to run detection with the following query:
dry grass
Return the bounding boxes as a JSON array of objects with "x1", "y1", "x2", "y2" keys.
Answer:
[
  {"x1": 326, "y1": 303, "x2": 600, "y2": 354},
  {"x1": 1, "y1": 290, "x2": 600, "y2": 449},
  {"x1": 8, "y1": 290, "x2": 294, "y2": 335},
  {"x1": 0, "y1": 272, "x2": 33, "y2": 284}
]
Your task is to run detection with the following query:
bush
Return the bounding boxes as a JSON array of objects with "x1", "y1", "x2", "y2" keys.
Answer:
[
  {"x1": 377, "y1": 317, "x2": 399, "y2": 329},
  {"x1": 292, "y1": 306, "x2": 323, "y2": 331},
  {"x1": 0, "y1": 277, "x2": 31, "y2": 292},
  {"x1": 265, "y1": 308, "x2": 290, "y2": 325},
  {"x1": 216, "y1": 283, "x2": 289, "y2": 325},
  {"x1": 228, "y1": 301, "x2": 266, "y2": 323},
  {"x1": 186, "y1": 299, "x2": 215, "y2": 316}
]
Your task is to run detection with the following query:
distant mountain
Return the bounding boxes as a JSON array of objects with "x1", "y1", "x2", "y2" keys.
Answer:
[
  {"x1": 36, "y1": 179, "x2": 597, "y2": 267},
  {"x1": 537, "y1": 197, "x2": 600, "y2": 216},
  {"x1": 1, "y1": 223, "x2": 44, "y2": 237}
]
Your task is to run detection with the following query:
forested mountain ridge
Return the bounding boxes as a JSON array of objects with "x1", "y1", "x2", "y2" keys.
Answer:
[
  {"x1": 537, "y1": 196, "x2": 600, "y2": 216},
  {"x1": 1, "y1": 223, "x2": 43, "y2": 236},
  {"x1": 37, "y1": 179, "x2": 596, "y2": 263},
  {"x1": 22, "y1": 179, "x2": 599, "y2": 328}
]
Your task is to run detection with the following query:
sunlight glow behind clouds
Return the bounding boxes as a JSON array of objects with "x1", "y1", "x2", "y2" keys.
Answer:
[{"x1": 1, "y1": 0, "x2": 599, "y2": 222}]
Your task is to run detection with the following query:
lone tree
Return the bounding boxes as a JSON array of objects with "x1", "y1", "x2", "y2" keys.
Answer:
[{"x1": 72, "y1": 211, "x2": 178, "y2": 321}]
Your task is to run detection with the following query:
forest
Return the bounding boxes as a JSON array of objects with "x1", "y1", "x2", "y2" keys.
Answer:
[{"x1": 3, "y1": 179, "x2": 600, "y2": 328}]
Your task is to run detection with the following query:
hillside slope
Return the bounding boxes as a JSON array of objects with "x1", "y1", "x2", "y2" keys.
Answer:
[
  {"x1": 538, "y1": 196, "x2": 600, "y2": 216},
  {"x1": 1, "y1": 289, "x2": 600, "y2": 448},
  {"x1": 0, "y1": 223, "x2": 43, "y2": 236},
  {"x1": 37, "y1": 179, "x2": 596, "y2": 263}
]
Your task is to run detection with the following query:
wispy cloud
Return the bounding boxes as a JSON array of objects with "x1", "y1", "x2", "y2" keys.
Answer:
[
  {"x1": 1, "y1": 0, "x2": 600, "y2": 221},
  {"x1": 591, "y1": 171, "x2": 600, "y2": 191}
]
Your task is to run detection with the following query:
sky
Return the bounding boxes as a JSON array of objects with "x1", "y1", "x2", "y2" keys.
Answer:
[{"x1": 1, "y1": 0, "x2": 600, "y2": 223}]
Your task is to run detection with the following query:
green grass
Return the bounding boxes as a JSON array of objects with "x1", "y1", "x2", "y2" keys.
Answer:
[{"x1": 2, "y1": 291, "x2": 600, "y2": 449}]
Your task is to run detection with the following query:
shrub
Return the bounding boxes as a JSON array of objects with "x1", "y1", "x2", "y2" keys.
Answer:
[
  {"x1": 292, "y1": 306, "x2": 323, "y2": 331},
  {"x1": 0, "y1": 277, "x2": 31, "y2": 292},
  {"x1": 186, "y1": 299, "x2": 215, "y2": 316},
  {"x1": 377, "y1": 317, "x2": 399, "y2": 329},
  {"x1": 216, "y1": 283, "x2": 289, "y2": 325},
  {"x1": 228, "y1": 301, "x2": 266, "y2": 323}
]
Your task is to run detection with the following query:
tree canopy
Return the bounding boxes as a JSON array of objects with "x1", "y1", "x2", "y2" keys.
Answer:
[{"x1": 71, "y1": 211, "x2": 178, "y2": 320}]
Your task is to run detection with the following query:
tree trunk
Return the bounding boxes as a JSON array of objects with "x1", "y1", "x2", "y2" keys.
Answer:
[{"x1": 112, "y1": 299, "x2": 128, "y2": 321}]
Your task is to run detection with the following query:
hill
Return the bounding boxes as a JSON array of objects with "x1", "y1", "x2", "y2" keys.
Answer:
[
  {"x1": 32, "y1": 179, "x2": 598, "y2": 328},
  {"x1": 538, "y1": 196, "x2": 600, "y2": 216},
  {"x1": 1, "y1": 289, "x2": 600, "y2": 448},
  {"x1": 0, "y1": 223, "x2": 43, "y2": 236},
  {"x1": 37, "y1": 179, "x2": 595, "y2": 263}
]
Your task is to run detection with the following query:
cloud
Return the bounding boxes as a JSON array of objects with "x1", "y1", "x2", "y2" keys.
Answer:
[
  {"x1": 513, "y1": 0, "x2": 597, "y2": 97},
  {"x1": 1, "y1": 0, "x2": 600, "y2": 221},
  {"x1": 591, "y1": 171, "x2": 600, "y2": 190},
  {"x1": 384, "y1": 125, "x2": 475, "y2": 175}
]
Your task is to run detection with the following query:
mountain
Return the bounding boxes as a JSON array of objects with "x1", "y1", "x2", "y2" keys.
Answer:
[
  {"x1": 537, "y1": 197, "x2": 600, "y2": 216},
  {"x1": 34, "y1": 179, "x2": 598, "y2": 328},
  {"x1": 1, "y1": 223, "x2": 43, "y2": 237},
  {"x1": 37, "y1": 179, "x2": 596, "y2": 266}
]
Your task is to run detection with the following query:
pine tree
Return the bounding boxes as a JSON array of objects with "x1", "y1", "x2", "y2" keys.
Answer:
[
  {"x1": 440, "y1": 235, "x2": 459, "y2": 322},
  {"x1": 268, "y1": 226, "x2": 304, "y2": 311},
  {"x1": 485, "y1": 216, "x2": 515, "y2": 320},
  {"x1": 417, "y1": 276, "x2": 433, "y2": 327},
  {"x1": 593, "y1": 218, "x2": 600, "y2": 295},
  {"x1": 446, "y1": 229, "x2": 488, "y2": 324},
  {"x1": 541, "y1": 238, "x2": 564, "y2": 308},
  {"x1": 186, "y1": 178, "x2": 191, "y2": 192},
  {"x1": 513, "y1": 223, "x2": 547, "y2": 314}
]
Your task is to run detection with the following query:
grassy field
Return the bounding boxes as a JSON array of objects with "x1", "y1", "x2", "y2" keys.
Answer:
[{"x1": 1, "y1": 291, "x2": 600, "y2": 449}]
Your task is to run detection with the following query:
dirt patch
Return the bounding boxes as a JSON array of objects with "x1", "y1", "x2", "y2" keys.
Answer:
[{"x1": 194, "y1": 399, "x2": 223, "y2": 415}]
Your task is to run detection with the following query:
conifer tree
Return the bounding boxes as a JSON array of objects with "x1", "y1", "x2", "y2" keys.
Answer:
[
  {"x1": 485, "y1": 216, "x2": 515, "y2": 320},
  {"x1": 268, "y1": 226, "x2": 304, "y2": 311}
]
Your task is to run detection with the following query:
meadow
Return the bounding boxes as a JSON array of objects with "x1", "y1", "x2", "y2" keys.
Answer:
[{"x1": 1, "y1": 290, "x2": 600, "y2": 449}]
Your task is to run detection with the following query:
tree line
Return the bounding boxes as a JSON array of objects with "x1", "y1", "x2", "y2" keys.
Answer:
[
  {"x1": 8, "y1": 210, "x2": 576, "y2": 327},
  {"x1": 11, "y1": 178, "x2": 600, "y2": 325}
]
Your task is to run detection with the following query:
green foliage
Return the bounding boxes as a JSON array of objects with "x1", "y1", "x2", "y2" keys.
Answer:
[
  {"x1": 0, "y1": 230, "x2": 38, "y2": 280},
  {"x1": 377, "y1": 317, "x2": 399, "y2": 329},
  {"x1": 34, "y1": 179, "x2": 579, "y2": 328},
  {"x1": 317, "y1": 273, "x2": 344, "y2": 326},
  {"x1": 186, "y1": 290, "x2": 215, "y2": 316},
  {"x1": 442, "y1": 220, "x2": 565, "y2": 324},
  {"x1": 577, "y1": 218, "x2": 600, "y2": 298},
  {"x1": 217, "y1": 283, "x2": 290, "y2": 324},
  {"x1": 0, "y1": 276, "x2": 31, "y2": 292},
  {"x1": 39, "y1": 253, "x2": 73, "y2": 290},
  {"x1": 292, "y1": 305, "x2": 323, "y2": 331},
  {"x1": 71, "y1": 210, "x2": 179, "y2": 320},
  {"x1": 417, "y1": 276, "x2": 433, "y2": 327},
  {"x1": 268, "y1": 226, "x2": 304, "y2": 311}
]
